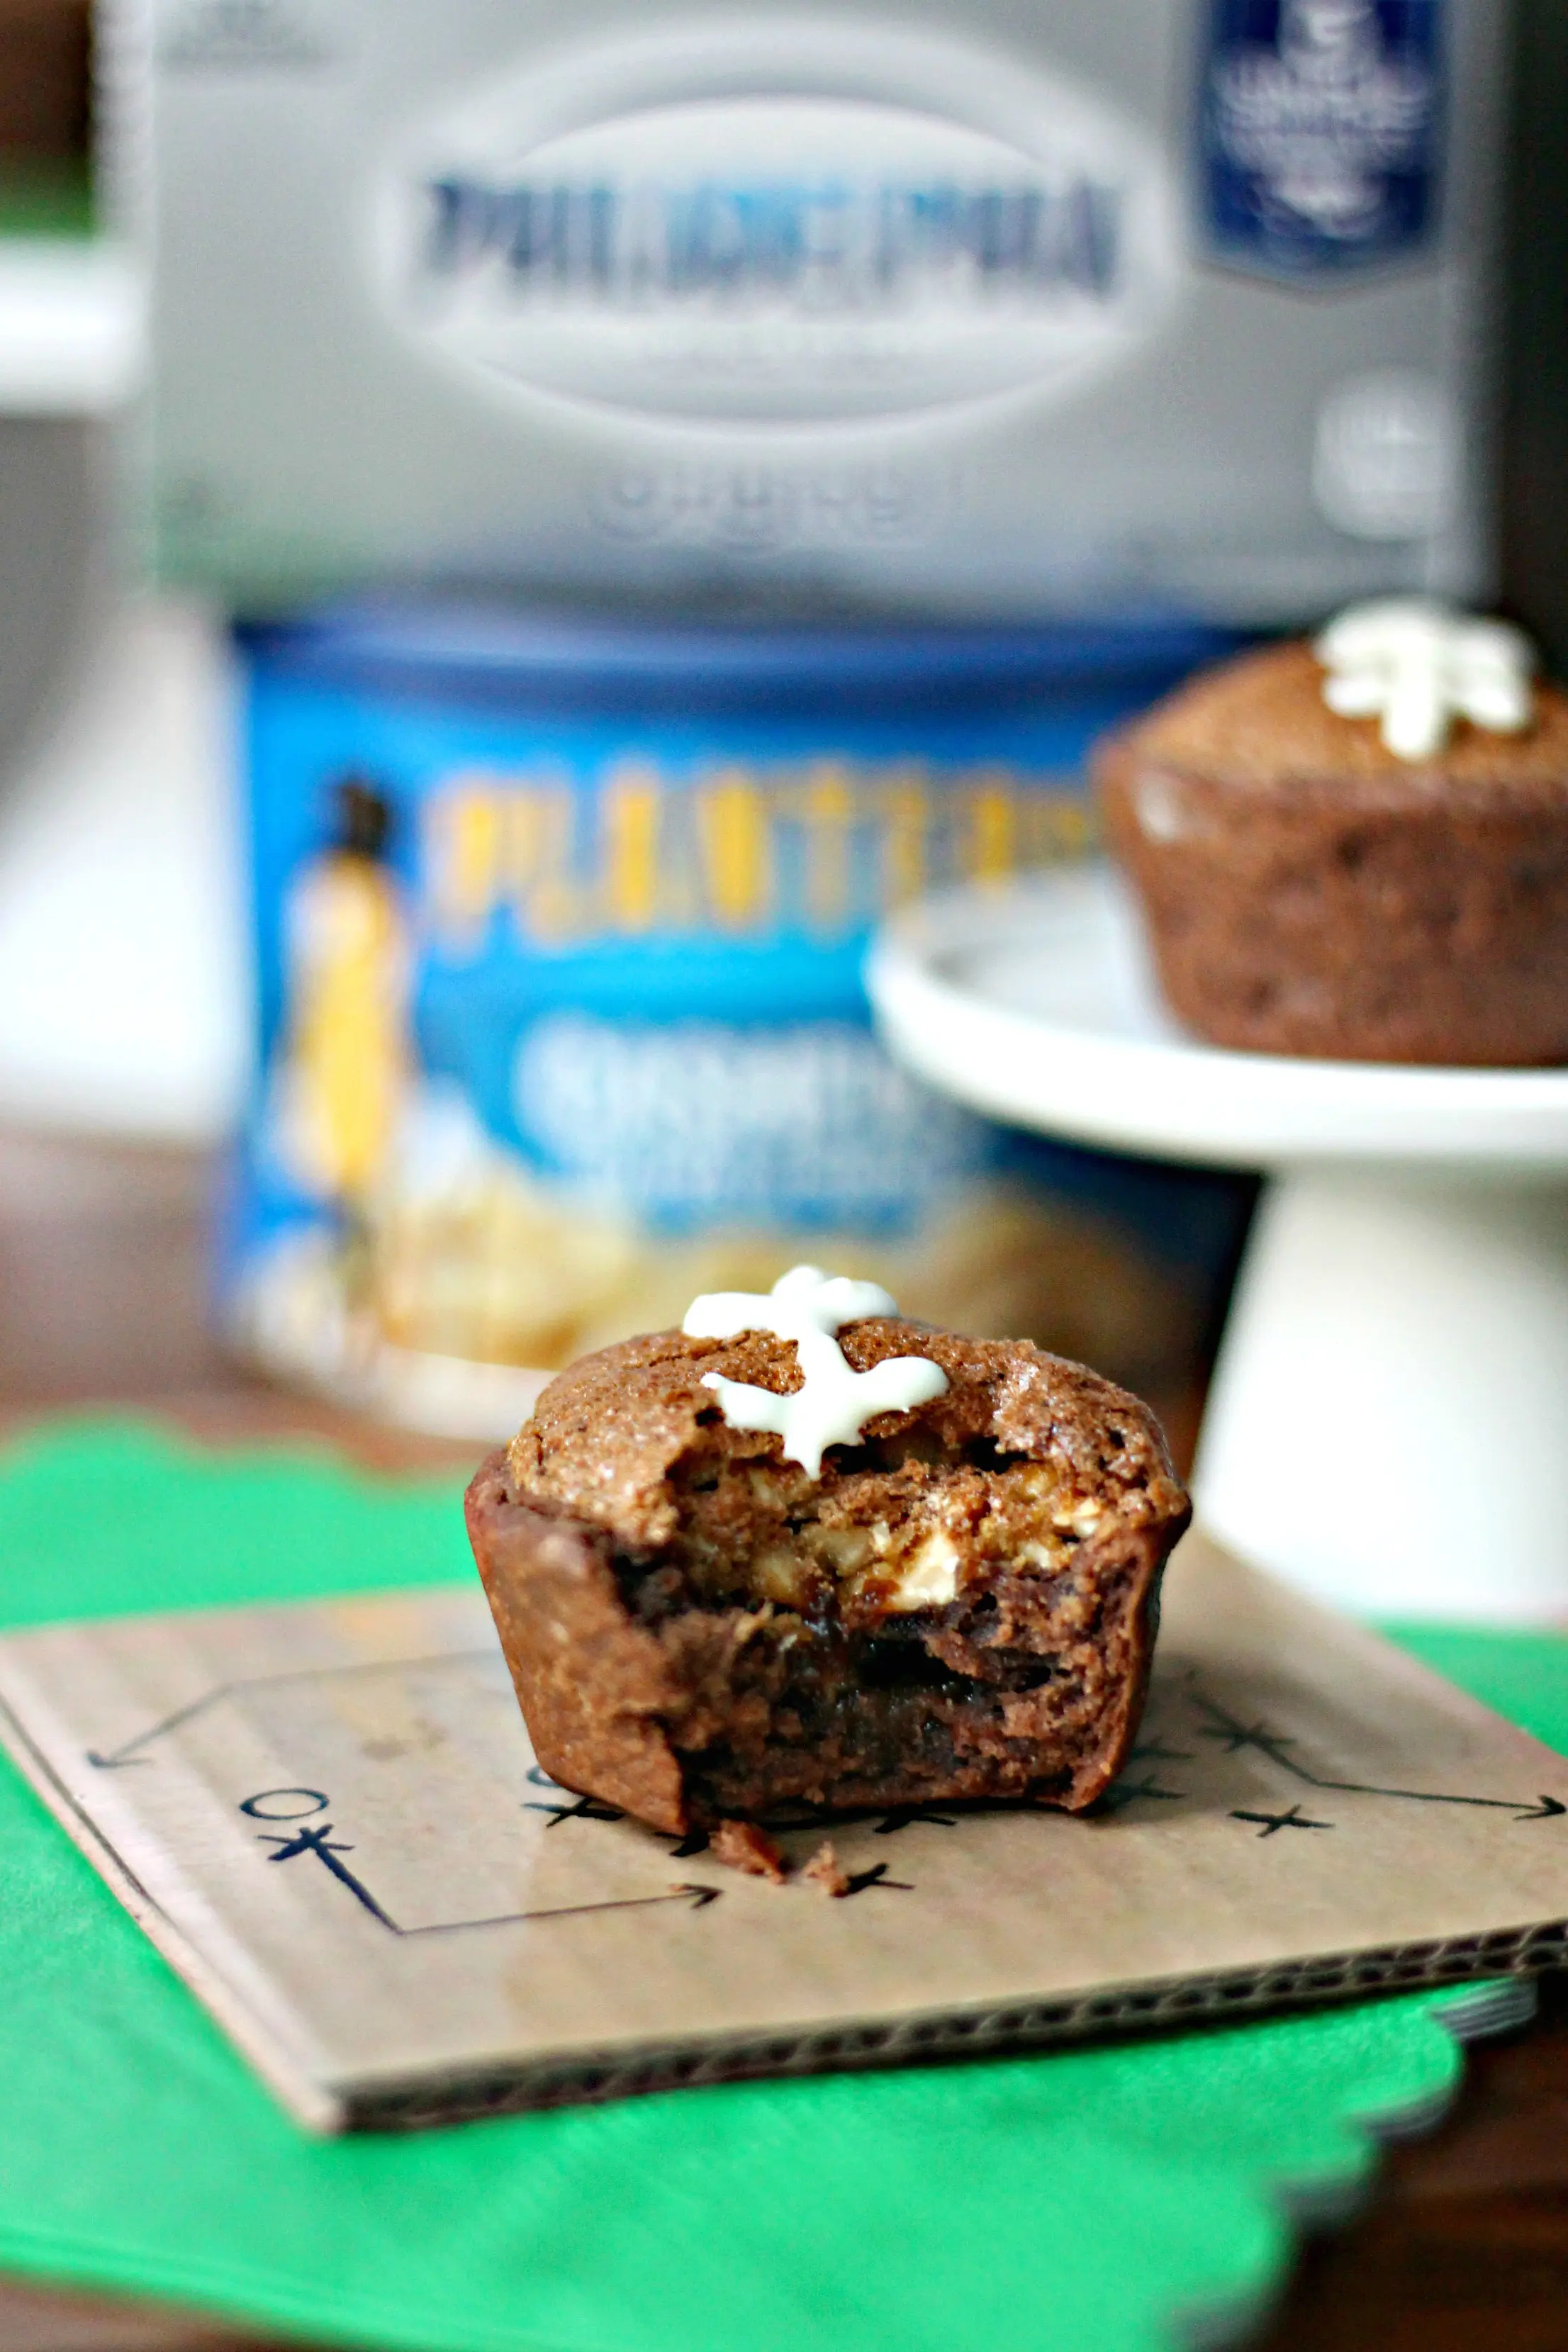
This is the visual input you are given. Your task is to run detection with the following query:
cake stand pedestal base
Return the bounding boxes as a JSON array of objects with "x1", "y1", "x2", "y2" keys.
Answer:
[
  {"x1": 868, "y1": 867, "x2": 1568, "y2": 1621},
  {"x1": 1195, "y1": 1168, "x2": 1568, "y2": 1623}
]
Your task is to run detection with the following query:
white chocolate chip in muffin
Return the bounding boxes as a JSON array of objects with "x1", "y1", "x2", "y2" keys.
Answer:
[{"x1": 883, "y1": 1527, "x2": 963, "y2": 1612}]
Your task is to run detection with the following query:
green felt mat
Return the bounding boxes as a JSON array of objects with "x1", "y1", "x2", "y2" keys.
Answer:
[{"x1": 0, "y1": 1418, "x2": 1562, "y2": 2352}]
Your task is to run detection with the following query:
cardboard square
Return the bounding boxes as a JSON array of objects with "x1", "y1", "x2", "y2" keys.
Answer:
[{"x1": 0, "y1": 1533, "x2": 1562, "y2": 2133}]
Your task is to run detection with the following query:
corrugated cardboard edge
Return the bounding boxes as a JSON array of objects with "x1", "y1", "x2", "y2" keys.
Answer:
[
  {"x1": 0, "y1": 1686, "x2": 342, "y2": 2134},
  {"x1": 3, "y1": 1623, "x2": 1564, "y2": 2137},
  {"x1": 343, "y1": 1925, "x2": 1561, "y2": 2133}
]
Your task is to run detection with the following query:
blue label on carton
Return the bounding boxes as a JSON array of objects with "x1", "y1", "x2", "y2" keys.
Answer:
[
  {"x1": 1199, "y1": 0, "x2": 1443, "y2": 280},
  {"x1": 223, "y1": 613, "x2": 1244, "y2": 1431},
  {"x1": 242, "y1": 695, "x2": 1101, "y2": 1243}
]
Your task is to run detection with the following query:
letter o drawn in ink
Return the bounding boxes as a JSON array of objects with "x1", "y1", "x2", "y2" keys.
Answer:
[{"x1": 241, "y1": 1788, "x2": 330, "y2": 1821}]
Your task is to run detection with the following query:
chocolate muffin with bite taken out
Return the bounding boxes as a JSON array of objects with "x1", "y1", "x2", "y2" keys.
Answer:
[{"x1": 465, "y1": 1267, "x2": 1189, "y2": 1837}]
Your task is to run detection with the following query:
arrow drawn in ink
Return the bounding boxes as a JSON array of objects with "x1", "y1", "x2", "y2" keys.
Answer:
[
  {"x1": 84, "y1": 1647, "x2": 503, "y2": 1769},
  {"x1": 1193, "y1": 1695, "x2": 1567, "y2": 1822},
  {"x1": 86, "y1": 1686, "x2": 236, "y2": 1767},
  {"x1": 393, "y1": 1883, "x2": 724, "y2": 1936},
  {"x1": 252, "y1": 1801, "x2": 722, "y2": 1933}
]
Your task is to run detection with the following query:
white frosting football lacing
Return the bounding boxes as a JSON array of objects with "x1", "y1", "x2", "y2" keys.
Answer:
[
  {"x1": 681, "y1": 1265, "x2": 949, "y2": 1479},
  {"x1": 1315, "y1": 598, "x2": 1534, "y2": 762}
]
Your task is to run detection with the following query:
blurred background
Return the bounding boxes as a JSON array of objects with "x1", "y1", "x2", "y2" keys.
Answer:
[{"x1": 0, "y1": 0, "x2": 1564, "y2": 1469}]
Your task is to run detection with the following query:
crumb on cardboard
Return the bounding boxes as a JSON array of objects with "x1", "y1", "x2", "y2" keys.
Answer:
[
  {"x1": 802, "y1": 1839, "x2": 851, "y2": 1897},
  {"x1": 711, "y1": 1819, "x2": 788, "y2": 1882}
]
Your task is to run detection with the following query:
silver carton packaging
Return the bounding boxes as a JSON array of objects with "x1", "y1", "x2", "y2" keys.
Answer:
[{"x1": 123, "y1": 0, "x2": 1504, "y2": 620}]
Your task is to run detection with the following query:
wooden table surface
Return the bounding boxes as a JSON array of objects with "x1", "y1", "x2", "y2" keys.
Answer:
[{"x1": 4, "y1": 1124, "x2": 1567, "y2": 2352}]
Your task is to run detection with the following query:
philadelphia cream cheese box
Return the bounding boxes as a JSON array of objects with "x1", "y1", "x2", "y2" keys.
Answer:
[{"x1": 121, "y1": 0, "x2": 1503, "y2": 619}]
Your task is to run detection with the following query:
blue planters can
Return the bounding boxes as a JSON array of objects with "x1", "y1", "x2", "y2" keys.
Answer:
[{"x1": 225, "y1": 603, "x2": 1238, "y2": 1435}]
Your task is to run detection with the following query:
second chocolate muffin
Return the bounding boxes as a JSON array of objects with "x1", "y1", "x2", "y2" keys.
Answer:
[{"x1": 1097, "y1": 632, "x2": 1568, "y2": 1066}]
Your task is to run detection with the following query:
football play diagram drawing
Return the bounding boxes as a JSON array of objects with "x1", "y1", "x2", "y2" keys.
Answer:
[{"x1": 0, "y1": 1534, "x2": 1563, "y2": 2132}]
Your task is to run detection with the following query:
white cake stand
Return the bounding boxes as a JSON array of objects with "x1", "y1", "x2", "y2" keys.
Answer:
[{"x1": 867, "y1": 866, "x2": 1568, "y2": 1625}]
